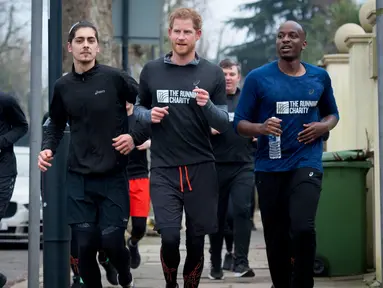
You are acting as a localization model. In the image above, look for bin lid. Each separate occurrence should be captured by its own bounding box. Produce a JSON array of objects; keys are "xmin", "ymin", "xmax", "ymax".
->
[
  {"xmin": 323, "ymin": 161, "xmax": 372, "ymax": 168},
  {"xmin": 322, "ymin": 149, "xmax": 372, "ymax": 168}
]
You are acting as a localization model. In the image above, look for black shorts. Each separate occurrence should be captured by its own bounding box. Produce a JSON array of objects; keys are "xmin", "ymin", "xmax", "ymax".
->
[
  {"xmin": 150, "ymin": 161, "xmax": 219, "ymax": 236},
  {"xmin": 66, "ymin": 170, "xmax": 130, "ymax": 230}
]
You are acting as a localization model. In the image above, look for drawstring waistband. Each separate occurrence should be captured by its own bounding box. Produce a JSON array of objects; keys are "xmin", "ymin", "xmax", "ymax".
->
[{"xmin": 178, "ymin": 166, "xmax": 192, "ymax": 192}]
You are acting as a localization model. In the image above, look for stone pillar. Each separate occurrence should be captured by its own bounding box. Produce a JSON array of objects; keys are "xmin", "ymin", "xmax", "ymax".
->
[
  {"xmin": 345, "ymin": 33, "xmax": 374, "ymax": 150},
  {"xmin": 322, "ymin": 54, "xmax": 350, "ymax": 151}
]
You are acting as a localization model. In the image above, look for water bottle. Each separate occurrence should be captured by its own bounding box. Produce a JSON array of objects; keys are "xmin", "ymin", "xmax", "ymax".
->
[{"xmin": 268, "ymin": 117, "xmax": 281, "ymax": 159}]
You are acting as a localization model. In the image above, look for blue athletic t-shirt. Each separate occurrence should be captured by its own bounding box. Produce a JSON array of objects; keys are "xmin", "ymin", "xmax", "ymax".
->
[{"xmin": 233, "ymin": 60, "xmax": 339, "ymax": 172}]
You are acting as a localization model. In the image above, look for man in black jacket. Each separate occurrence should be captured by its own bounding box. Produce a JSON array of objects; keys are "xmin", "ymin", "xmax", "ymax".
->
[
  {"xmin": 0, "ymin": 92, "xmax": 28, "ymax": 287},
  {"xmin": 37, "ymin": 21, "xmax": 145, "ymax": 288},
  {"xmin": 209, "ymin": 59, "xmax": 255, "ymax": 280}
]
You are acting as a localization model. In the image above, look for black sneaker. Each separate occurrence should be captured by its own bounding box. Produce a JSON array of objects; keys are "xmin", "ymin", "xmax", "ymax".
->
[
  {"xmin": 0, "ymin": 273, "xmax": 6, "ymax": 288},
  {"xmin": 222, "ymin": 252, "xmax": 234, "ymax": 271},
  {"xmin": 71, "ymin": 276, "xmax": 85, "ymax": 288},
  {"xmin": 122, "ymin": 277, "xmax": 135, "ymax": 288},
  {"xmin": 208, "ymin": 267, "xmax": 224, "ymax": 280},
  {"xmin": 234, "ymin": 264, "xmax": 255, "ymax": 278},
  {"xmin": 100, "ymin": 260, "xmax": 118, "ymax": 285},
  {"xmin": 128, "ymin": 237, "xmax": 141, "ymax": 269}
]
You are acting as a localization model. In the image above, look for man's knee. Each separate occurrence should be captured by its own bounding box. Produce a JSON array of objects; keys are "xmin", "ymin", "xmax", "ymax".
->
[
  {"xmin": 100, "ymin": 226, "xmax": 125, "ymax": 251},
  {"xmin": 186, "ymin": 234, "xmax": 204, "ymax": 253},
  {"xmin": 131, "ymin": 217, "xmax": 147, "ymax": 239},
  {"xmin": 71, "ymin": 223, "xmax": 99, "ymax": 251},
  {"xmin": 233, "ymin": 201, "xmax": 252, "ymax": 220},
  {"xmin": 160, "ymin": 228, "xmax": 180, "ymax": 250},
  {"xmin": 290, "ymin": 217, "xmax": 316, "ymax": 242}
]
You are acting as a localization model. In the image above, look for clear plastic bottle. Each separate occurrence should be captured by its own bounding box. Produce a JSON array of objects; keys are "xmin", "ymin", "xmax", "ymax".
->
[{"xmin": 268, "ymin": 117, "xmax": 281, "ymax": 159}]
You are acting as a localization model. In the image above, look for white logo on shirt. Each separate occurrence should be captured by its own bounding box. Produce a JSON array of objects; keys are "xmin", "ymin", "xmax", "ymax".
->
[
  {"xmin": 156, "ymin": 89, "xmax": 197, "ymax": 104},
  {"xmin": 157, "ymin": 90, "xmax": 169, "ymax": 103},
  {"xmin": 276, "ymin": 101, "xmax": 318, "ymax": 115},
  {"xmin": 276, "ymin": 101, "xmax": 290, "ymax": 114}
]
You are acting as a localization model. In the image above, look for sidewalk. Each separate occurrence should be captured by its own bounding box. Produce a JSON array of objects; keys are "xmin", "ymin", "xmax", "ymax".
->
[{"xmin": 10, "ymin": 213, "xmax": 371, "ymax": 287}]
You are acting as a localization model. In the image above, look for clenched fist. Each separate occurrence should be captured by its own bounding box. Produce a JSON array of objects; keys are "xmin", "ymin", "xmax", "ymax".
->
[
  {"xmin": 151, "ymin": 106, "xmax": 169, "ymax": 123},
  {"xmin": 260, "ymin": 117, "xmax": 282, "ymax": 136},
  {"xmin": 38, "ymin": 149, "xmax": 54, "ymax": 172},
  {"xmin": 193, "ymin": 88, "xmax": 209, "ymax": 107}
]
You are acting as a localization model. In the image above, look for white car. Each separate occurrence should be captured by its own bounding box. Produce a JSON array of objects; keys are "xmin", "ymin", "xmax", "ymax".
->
[{"xmin": 0, "ymin": 146, "xmax": 43, "ymax": 243}]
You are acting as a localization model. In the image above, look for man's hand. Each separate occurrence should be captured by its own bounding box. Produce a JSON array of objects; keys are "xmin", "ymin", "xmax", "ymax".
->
[
  {"xmin": 297, "ymin": 122, "xmax": 329, "ymax": 144},
  {"xmin": 136, "ymin": 140, "xmax": 151, "ymax": 151},
  {"xmin": 252, "ymin": 137, "xmax": 257, "ymax": 142},
  {"xmin": 193, "ymin": 88, "xmax": 209, "ymax": 107},
  {"xmin": 151, "ymin": 106, "xmax": 169, "ymax": 123},
  {"xmin": 260, "ymin": 117, "xmax": 282, "ymax": 136},
  {"xmin": 38, "ymin": 149, "xmax": 53, "ymax": 172},
  {"xmin": 211, "ymin": 128, "xmax": 220, "ymax": 135},
  {"xmin": 112, "ymin": 134, "xmax": 135, "ymax": 155}
]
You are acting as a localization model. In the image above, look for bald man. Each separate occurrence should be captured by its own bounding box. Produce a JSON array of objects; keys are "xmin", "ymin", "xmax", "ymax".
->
[{"xmin": 233, "ymin": 21, "xmax": 339, "ymax": 288}]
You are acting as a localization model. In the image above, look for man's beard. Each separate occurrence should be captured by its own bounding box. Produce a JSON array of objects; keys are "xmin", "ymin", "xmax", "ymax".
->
[{"xmin": 172, "ymin": 42, "xmax": 195, "ymax": 57}]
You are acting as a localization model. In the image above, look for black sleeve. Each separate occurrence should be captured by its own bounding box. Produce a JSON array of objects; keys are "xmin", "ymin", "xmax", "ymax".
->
[
  {"xmin": 134, "ymin": 65, "xmax": 152, "ymax": 124},
  {"xmin": 121, "ymin": 71, "xmax": 139, "ymax": 104},
  {"xmin": 130, "ymin": 118, "xmax": 151, "ymax": 146},
  {"xmin": 0, "ymin": 95, "xmax": 28, "ymax": 149},
  {"xmin": 126, "ymin": 114, "xmax": 151, "ymax": 146},
  {"xmin": 41, "ymin": 82, "xmax": 67, "ymax": 154},
  {"xmin": 201, "ymin": 67, "xmax": 229, "ymax": 132}
]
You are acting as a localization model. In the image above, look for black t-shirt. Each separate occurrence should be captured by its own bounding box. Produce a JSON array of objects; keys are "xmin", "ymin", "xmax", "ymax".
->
[
  {"xmin": 0, "ymin": 92, "xmax": 28, "ymax": 177},
  {"xmin": 135, "ymin": 54, "xmax": 228, "ymax": 168},
  {"xmin": 211, "ymin": 88, "xmax": 254, "ymax": 164}
]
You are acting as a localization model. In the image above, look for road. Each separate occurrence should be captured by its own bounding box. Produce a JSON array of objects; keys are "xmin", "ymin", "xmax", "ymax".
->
[
  {"xmin": 0, "ymin": 244, "xmax": 42, "ymax": 287},
  {"xmin": 0, "ymin": 234, "xmax": 161, "ymax": 288}
]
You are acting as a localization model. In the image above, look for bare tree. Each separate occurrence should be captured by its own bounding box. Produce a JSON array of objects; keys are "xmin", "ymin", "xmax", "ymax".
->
[
  {"xmin": 0, "ymin": 1, "xmax": 30, "ymax": 116},
  {"xmin": 62, "ymin": 0, "xmax": 120, "ymax": 72}
]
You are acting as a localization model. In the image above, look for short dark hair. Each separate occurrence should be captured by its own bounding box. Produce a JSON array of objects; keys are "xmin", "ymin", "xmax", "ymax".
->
[
  {"xmin": 218, "ymin": 59, "xmax": 241, "ymax": 74},
  {"xmin": 67, "ymin": 20, "xmax": 99, "ymax": 43}
]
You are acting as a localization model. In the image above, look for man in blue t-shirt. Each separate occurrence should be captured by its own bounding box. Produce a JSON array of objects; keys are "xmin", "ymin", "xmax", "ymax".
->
[{"xmin": 233, "ymin": 21, "xmax": 339, "ymax": 288}]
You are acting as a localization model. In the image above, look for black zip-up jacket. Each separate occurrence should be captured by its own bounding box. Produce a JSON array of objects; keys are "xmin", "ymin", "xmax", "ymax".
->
[
  {"xmin": 41, "ymin": 63, "xmax": 144, "ymax": 175},
  {"xmin": 126, "ymin": 114, "xmax": 151, "ymax": 179},
  {"xmin": 135, "ymin": 53, "xmax": 229, "ymax": 168},
  {"xmin": 0, "ymin": 92, "xmax": 28, "ymax": 177},
  {"xmin": 211, "ymin": 88, "xmax": 254, "ymax": 164}
]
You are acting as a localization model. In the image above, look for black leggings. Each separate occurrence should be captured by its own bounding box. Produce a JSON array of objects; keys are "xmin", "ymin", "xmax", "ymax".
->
[
  {"xmin": 70, "ymin": 217, "xmax": 147, "ymax": 276},
  {"xmin": 71, "ymin": 223, "xmax": 132, "ymax": 288},
  {"xmin": 160, "ymin": 227, "xmax": 205, "ymax": 288},
  {"xmin": 130, "ymin": 216, "xmax": 147, "ymax": 244}
]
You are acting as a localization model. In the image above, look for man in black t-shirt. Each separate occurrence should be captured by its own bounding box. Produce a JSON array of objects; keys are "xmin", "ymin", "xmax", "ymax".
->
[{"xmin": 135, "ymin": 8, "xmax": 228, "ymax": 288}]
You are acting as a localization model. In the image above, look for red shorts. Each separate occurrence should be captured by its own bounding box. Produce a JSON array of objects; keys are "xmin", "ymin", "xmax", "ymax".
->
[{"xmin": 129, "ymin": 178, "xmax": 150, "ymax": 217}]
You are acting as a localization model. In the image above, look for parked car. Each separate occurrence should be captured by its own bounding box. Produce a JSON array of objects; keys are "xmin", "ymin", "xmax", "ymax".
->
[{"xmin": 0, "ymin": 146, "xmax": 43, "ymax": 243}]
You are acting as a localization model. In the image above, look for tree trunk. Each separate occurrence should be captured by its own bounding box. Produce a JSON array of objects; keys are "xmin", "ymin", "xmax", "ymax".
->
[{"xmin": 62, "ymin": 0, "xmax": 120, "ymax": 73}]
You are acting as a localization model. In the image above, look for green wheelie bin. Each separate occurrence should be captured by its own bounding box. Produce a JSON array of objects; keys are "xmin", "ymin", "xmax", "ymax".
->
[{"xmin": 314, "ymin": 150, "xmax": 372, "ymax": 277}]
